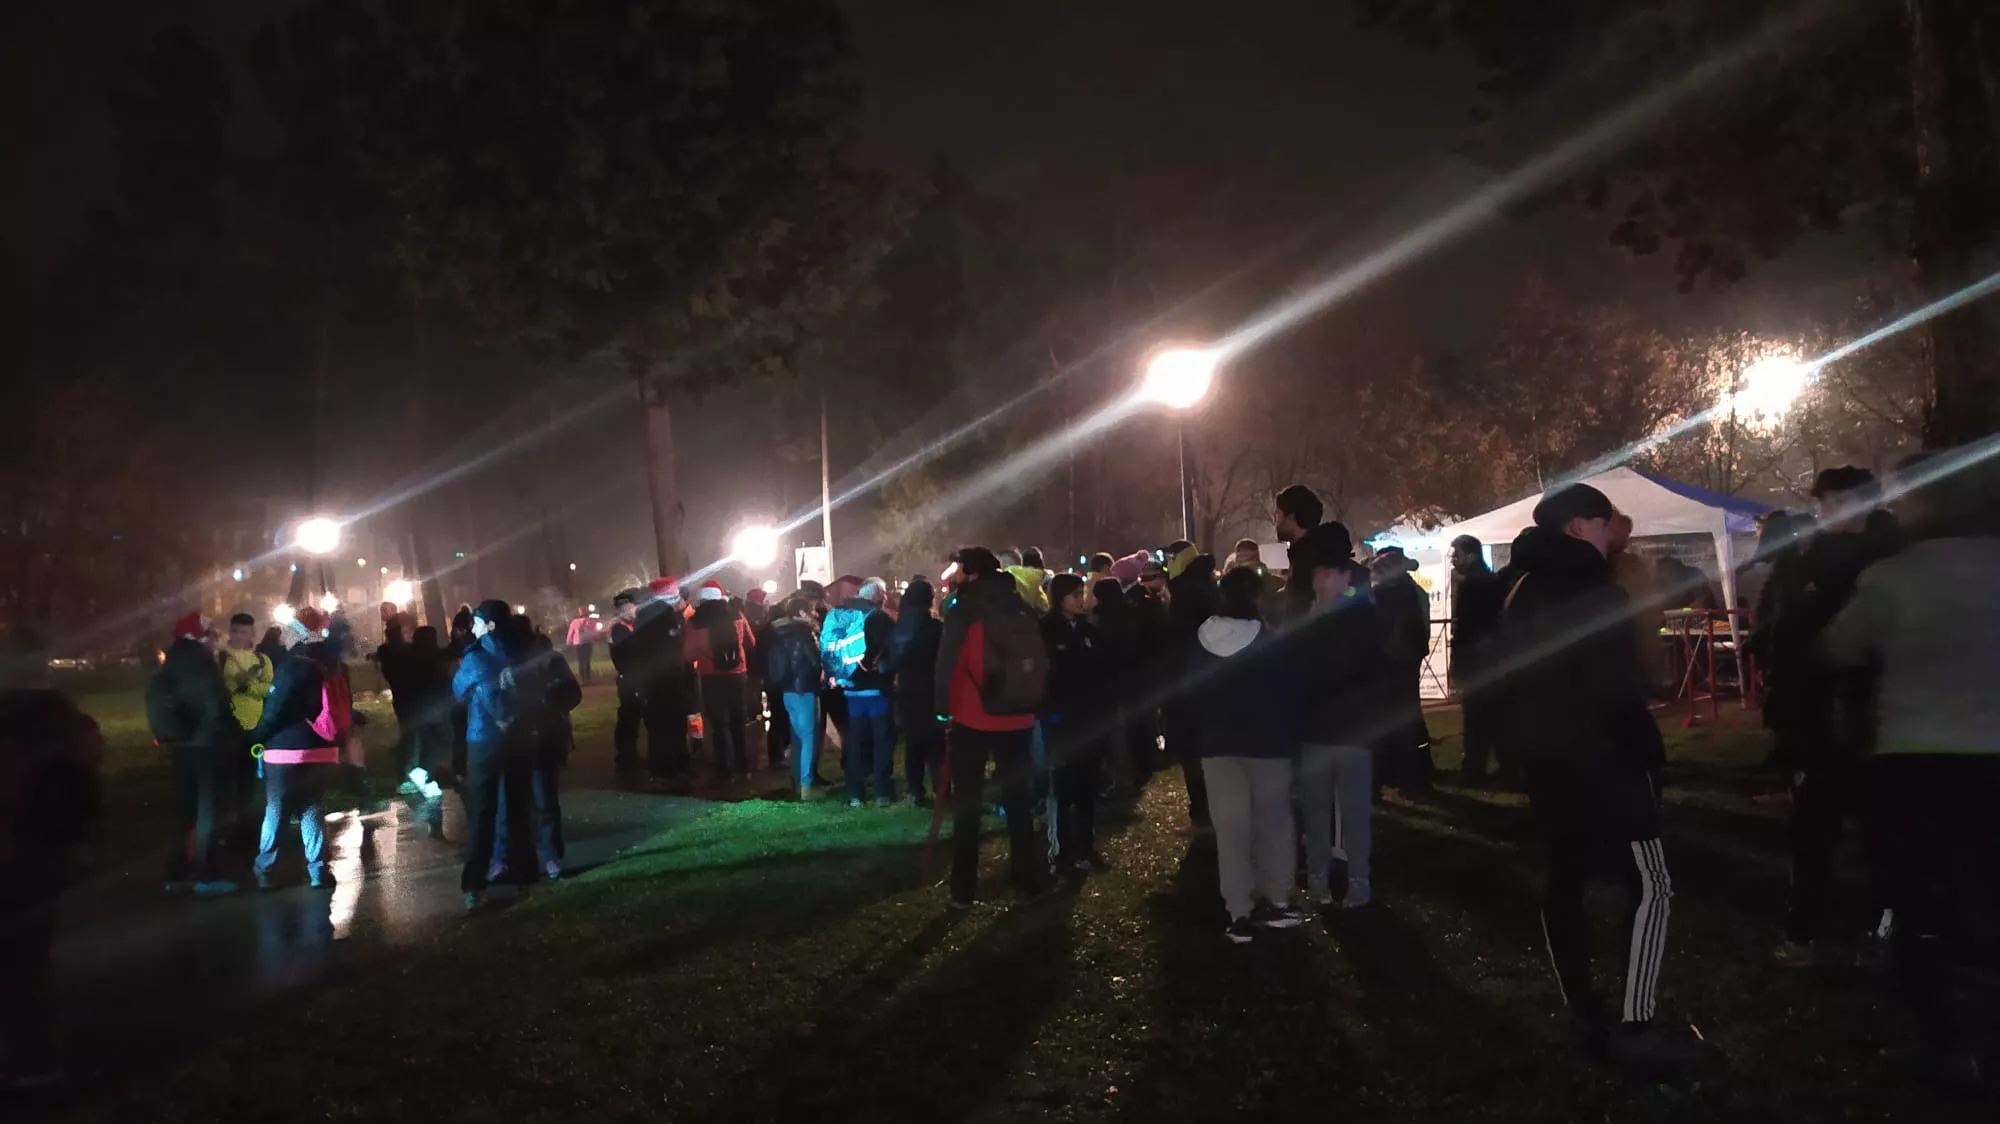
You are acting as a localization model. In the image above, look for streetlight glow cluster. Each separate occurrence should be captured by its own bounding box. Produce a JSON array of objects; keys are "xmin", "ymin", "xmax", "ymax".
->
[
  {"xmin": 1725, "ymin": 353, "xmax": 1812, "ymax": 429},
  {"xmin": 731, "ymin": 524, "xmax": 780, "ymax": 569},
  {"xmin": 384, "ymin": 579, "xmax": 415, "ymax": 607},
  {"xmin": 294, "ymin": 516, "xmax": 343, "ymax": 556},
  {"xmin": 1139, "ymin": 347, "xmax": 1218, "ymax": 410}
]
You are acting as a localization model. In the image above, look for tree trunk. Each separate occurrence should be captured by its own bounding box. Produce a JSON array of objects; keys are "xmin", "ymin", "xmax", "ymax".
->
[
  {"xmin": 406, "ymin": 296, "xmax": 451, "ymax": 629},
  {"xmin": 1907, "ymin": 0, "xmax": 2000, "ymax": 447},
  {"xmin": 640, "ymin": 375, "xmax": 689, "ymax": 578}
]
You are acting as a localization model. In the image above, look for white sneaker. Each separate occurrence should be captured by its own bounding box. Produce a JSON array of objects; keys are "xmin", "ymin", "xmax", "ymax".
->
[{"xmin": 1307, "ymin": 883, "xmax": 1335, "ymax": 907}]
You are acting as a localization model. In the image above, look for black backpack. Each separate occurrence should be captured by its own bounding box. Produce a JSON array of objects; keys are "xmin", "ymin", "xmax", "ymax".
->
[
  {"xmin": 709, "ymin": 615, "xmax": 744, "ymax": 673},
  {"xmin": 979, "ymin": 603, "xmax": 1050, "ymax": 716},
  {"xmin": 145, "ymin": 673, "xmax": 193, "ymax": 745}
]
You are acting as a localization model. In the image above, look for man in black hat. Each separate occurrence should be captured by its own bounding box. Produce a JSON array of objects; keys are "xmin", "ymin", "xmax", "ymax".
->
[
  {"xmin": 1493, "ymin": 482, "xmax": 1697, "ymax": 1071},
  {"xmin": 1370, "ymin": 545, "xmax": 1434, "ymax": 795}
]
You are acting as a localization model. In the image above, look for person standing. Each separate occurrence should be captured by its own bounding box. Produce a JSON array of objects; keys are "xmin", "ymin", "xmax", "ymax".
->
[
  {"xmin": 1492, "ymin": 483, "xmax": 1695, "ymax": 1070},
  {"xmin": 686, "ymin": 581, "xmax": 756, "ymax": 783},
  {"xmin": 1004, "ymin": 547, "xmax": 1051, "ymax": 614},
  {"xmin": 608, "ymin": 589, "xmax": 647, "ymax": 776},
  {"xmin": 766, "ymin": 597, "xmax": 826, "ymax": 799},
  {"xmin": 614, "ymin": 579, "xmax": 693, "ymax": 789},
  {"xmin": 565, "ymin": 608, "xmax": 598, "ymax": 686},
  {"xmin": 1370, "ymin": 546, "xmax": 1435, "ymax": 796},
  {"xmin": 1, "ymin": 633, "xmax": 103, "ymax": 1094},
  {"xmin": 1763, "ymin": 467, "xmax": 1901, "ymax": 968},
  {"xmin": 1040, "ymin": 573, "xmax": 1108, "ymax": 873},
  {"xmin": 887, "ymin": 579, "xmax": 945, "ymax": 805},
  {"xmin": 1448, "ymin": 535, "xmax": 1507, "ymax": 786},
  {"xmin": 937, "ymin": 547, "xmax": 1048, "ymax": 908},
  {"xmin": 149, "ymin": 614, "xmax": 240, "ymax": 896},
  {"xmin": 1821, "ymin": 453, "xmax": 1999, "ymax": 1085},
  {"xmin": 822, "ymin": 577, "xmax": 895, "ymax": 805},
  {"xmin": 400, "ymin": 625, "xmax": 455, "ymax": 837},
  {"xmin": 492, "ymin": 626, "xmax": 581, "ymax": 882},
  {"xmin": 1292, "ymin": 522, "xmax": 1388, "ymax": 909},
  {"xmin": 740, "ymin": 589, "xmax": 783, "ymax": 768},
  {"xmin": 1088, "ymin": 578, "xmax": 1145, "ymax": 790},
  {"xmin": 1192, "ymin": 567, "xmax": 1306, "ymax": 942},
  {"xmin": 250, "ymin": 608, "xmax": 340, "ymax": 892},
  {"xmin": 1164, "ymin": 552, "xmax": 1220, "ymax": 833},
  {"xmin": 218, "ymin": 613, "xmax": 273, "ymax": 831},
  {"xmin": 453, "ymin": 600, "xmax": 526, "ymax": 910}
]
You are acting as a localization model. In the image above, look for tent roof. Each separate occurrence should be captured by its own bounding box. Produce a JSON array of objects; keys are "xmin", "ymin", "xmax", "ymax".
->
[{"xmin": 1429, "ymin": 466, "xmax": 1772, "ymax": 547}]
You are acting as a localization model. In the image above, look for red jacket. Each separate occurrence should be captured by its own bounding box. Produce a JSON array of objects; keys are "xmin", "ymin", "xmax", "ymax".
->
[
  {"xmin": 944, "ymin": 619, "xmax": 1035, "ymax": 733},
  {"xmin": 684, "ymin": 612, "xmax": 756, "ymax": 677}
]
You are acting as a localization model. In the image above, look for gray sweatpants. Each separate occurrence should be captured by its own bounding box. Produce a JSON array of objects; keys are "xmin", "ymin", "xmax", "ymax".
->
[
  {"xmin": 1299, "ymin": 743, "xmax": 1373, "ymax": 890},
  {"xmin": 1201, "ymin": 756, "xmax": 1297, "ymax": 920}
]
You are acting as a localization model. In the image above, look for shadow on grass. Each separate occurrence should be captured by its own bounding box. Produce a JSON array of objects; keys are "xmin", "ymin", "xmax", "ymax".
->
[{"xmin": 726, "ymin": 894, "xmax": 1081, "ymax": 1122}]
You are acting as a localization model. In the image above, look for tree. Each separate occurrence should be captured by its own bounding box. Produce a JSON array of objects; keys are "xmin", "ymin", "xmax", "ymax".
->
[
  {"xmin": 318, "ymin": 0, "xmax": 898, "ymax": 576},
  {"xmin": 1359, "ymin": 0, "xmax": 2000, "ymax": 447}
]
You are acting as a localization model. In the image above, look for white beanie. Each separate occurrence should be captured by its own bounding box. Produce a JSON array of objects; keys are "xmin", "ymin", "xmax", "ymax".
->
[{"xmin": 695, "ymin": 584, "xmax": 727, "ymax": 602}]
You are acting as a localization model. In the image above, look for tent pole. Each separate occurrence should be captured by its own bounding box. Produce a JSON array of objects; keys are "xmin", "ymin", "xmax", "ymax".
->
[{"xmin": 1715, "ymin": 525, "xmax": 1745, "ymax": 699}]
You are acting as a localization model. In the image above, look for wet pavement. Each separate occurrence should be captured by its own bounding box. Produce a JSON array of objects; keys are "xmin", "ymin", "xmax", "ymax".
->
[{"xmin": 46, "ymin": 770, "xmax": 708, "ymax": 1084}]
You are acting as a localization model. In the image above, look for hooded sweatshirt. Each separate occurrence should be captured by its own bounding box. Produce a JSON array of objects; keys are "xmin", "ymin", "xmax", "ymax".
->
[
  {"xmin": 886, "ymin": 582, "xmax": 943, "ymax": 703},
  {"xmin": 1004, "ymin": 566, "xmax": 1051, "ymax": 614},
  {"xmin": 1188, "ymin": 616, "xmax": 1296, "ymax": 759}
]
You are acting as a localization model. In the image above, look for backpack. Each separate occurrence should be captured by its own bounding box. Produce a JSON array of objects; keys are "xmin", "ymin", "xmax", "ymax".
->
[
  {"xmin": 708, "ymin": 615, "xmax": 745, "ymax": 673},
  {"xmin": 979, "ymin": 603, "xmax": 1050, "ymax": 715},
  {"xmin": 145, "ymin": 673, "xmax": 194, "ymax": 745},
  {"xmin": 822, "ymin": 607, "xmax": 867, "ymax": 687}
]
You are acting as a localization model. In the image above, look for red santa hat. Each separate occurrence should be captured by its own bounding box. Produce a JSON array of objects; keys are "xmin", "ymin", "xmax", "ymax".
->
[
  {"xmin": 696, "ymin": 579, "xmax": 728, "ymax": 603},
  {"xmin": 745, "ymin": 588, "xmax": 768, "ymax": 606},
  {"xmin": 648, "ymin": 576, "xmax": 682, "ymax": 603},
  {"xmin": 170, "ymin": 612, "xmax": 208, "ymax": 642}
]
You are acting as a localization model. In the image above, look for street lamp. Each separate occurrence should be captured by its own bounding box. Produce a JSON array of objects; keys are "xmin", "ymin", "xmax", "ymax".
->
[
  {"xmin": 1139, "ymin": 347, "xmax": 1220, "ymax": 543},
  {"xmin": 731, "ymin": 523, "xmax": 781, "ymax": 569},
  {"xmin": 383, "ymin": 579, "xmax": 415, "ymax": 607},
  {"xmin": 294, "ymin": 516, "xmax": 342, "ymax": 557},
  {"xmin": 317, "ymin": 592, "xmax": 339, "ymax": 613},
  {"xmin": 1727, "ymin": 354, "xmax": 1811, "ymax": 430}
]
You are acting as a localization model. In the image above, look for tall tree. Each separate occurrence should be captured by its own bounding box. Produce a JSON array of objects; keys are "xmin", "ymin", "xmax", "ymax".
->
[
  {"xmin": 318, "ymin": 0, "xmax": 896, "ymax": 575},
  {"xmin": 1359, "ymin": 0, "xmax": 2000, "ymax": 447}
]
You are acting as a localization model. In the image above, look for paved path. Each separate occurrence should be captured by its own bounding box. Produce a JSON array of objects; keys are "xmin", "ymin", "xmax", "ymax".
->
[{"xmin": 46, "ymin": 768, "xmax": 707, "ymax": 1086}]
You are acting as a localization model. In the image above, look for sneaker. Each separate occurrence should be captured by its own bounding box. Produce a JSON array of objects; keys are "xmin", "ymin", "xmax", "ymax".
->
[
  {"xmin": 192, "ymin": 880, "xmax": 241, "ymax": 897},
  {"xmin": 1307, "ymin": 883, "xmax": 1335, "ymax": 908},
  {"xmin": 1253, "ymin": 902, "xmax": 1308, "ymax": 929},
  {"xmin": 1338, "ymin": 879, "xmax": 1372, "ymax": 910},
  {"xmin": 1072, "ymin": 853, "xmax": 1107, "ymax": 875},
  {"xmin": 947, "ymin": 895, "xmax": 976, "ymax": 911},
  {"xmin": 464, "ymin": 891, "xmax": 483, "ymax": 912},
  {"xmin": 1604, "ymin": 1022, "xmax": 1707, "ymax": 1074},
  {"xmin": 873, "ymin": 796, "xmax": 893, "ymax": 808},
  {"xmin": 1225, "ymin": 917, "xmax": 1256, "ymax": 944},
  {"xmin": 544, "ymin": 861, "xmax": 563, "ymax": 882},
  {"xmin": 1772, "ymin": 940, "xmax": 1817, "ymax": 969},
  {"xmin": 487, "ymin": 860, "xmax": 507, "ymax": 883},
  {"xmin": 255, "ymin": 871, "xmax": 277, "ymax": 892},
  {"xmin": 847, "ymin": 798, "xmax": 863, "ymax": 809},
  {"xmin": 163, "ymin": 880, "xmax": 193, "ymax": 897},
  {"xmin": 309, "ymin": 869, "xmax": 337, "ymax": 891}
]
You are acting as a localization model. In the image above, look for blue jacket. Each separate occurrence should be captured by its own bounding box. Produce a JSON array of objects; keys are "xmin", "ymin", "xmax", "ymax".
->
[
  {"xmin": 1188, "ymin": 616, "xmax": 1297, "ymax": 759},
  {"xmin": 451, "ymin": 632, "xmax": 517, "ymax": 749},
  {"xmin": 820, "ymin": 597, "xmax": 891, "ymax": 694}
]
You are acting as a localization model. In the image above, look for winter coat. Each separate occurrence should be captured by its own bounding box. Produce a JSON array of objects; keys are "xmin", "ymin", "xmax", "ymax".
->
[
  {"xmin": 1039, "ymin": 611, "xmax": 1104, "ymax": 721},
  {"xmin": 1491, "ymin": 527, "xmax": 1660, "ymax": 770},
  {"xmin": 1293, "ymin": 593, "xmax": 1392, "ymax": 748},
  {"xmin": 935, "ymin": 572, "xmax": 1038, "ymax": 733},
  {"xmin": 251, "ymin": 647, "xmax": 331, "ymax": 756},
  {"xmin": 1755, "ymin": 513, "xmax": 1900, "ymax": 763},
  {"xmin": 1372, "ymin": 573, "xmax": 1432, "ymax": 670},
  {"xmin": 1189, "ymin": 617, "xmax": 1296, "ymax": 759},
  {"xmin": 1088, "ymin": 592, "xmax": 1140, "ymax": 702},
  {"xmin": 1005, "ymin": 566, "xmax": 1051, "ymax": 613},
  {"xmin": 765, "ymin": 617, "xmax": 825, "ymax": 696},
  {"xmin": 1821, "ymin": 536, "xmax": 2000, "ymax": 757},
  {"xmin": 156, "ymin": 637, "xmax": 238, "ymax": 750},
  {"xmin": 452, "ymin": 632, "xmax": 518, "ymax": 750},
  {"xmin": 611, "ymin": 600, "xmax": 688, "ymax": 691},
  {"xmin": 1449, "ymin": 564, "xmax": 1504, "ymax": 675},
  {"xmin": 518, "ymin": 645, "xmax": 583, "ymax": 766},
  {"xmin": 821, "ymin": 597, "xmax": 893, "ymax": 694},
  {"xmin": 885, "ymin": 584, "xmax": 943, "ymax": 702},
  {"xmin": 397, "ymin": 641, "xmax": 454, "ymax": 726},
  {"xmin": 218, "ymin": 646, "xmax": 274, "ymax": 734}
]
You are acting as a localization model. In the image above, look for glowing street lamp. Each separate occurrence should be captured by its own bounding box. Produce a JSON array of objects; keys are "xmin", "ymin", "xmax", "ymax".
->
[
  {"xmin": 1139, "ymin": 346, "xmax": 1220, "ymax": 542},
  {"xmin": 317, "ymin": 592, "xmax": 339, "ymax": 613},
  {"xmin": 271, "ymin": 603, "xmax": 296, "ymax": 626},
  {"xmin": 294, "ymin": 516, "xmax": 342, "ymax": 557},
  {"xmin": 731, "ymin": 523, "xmax": 781, "ymax": 569},
  {"xmin": 383, "ymin": 579, "xmax": 415, "ymax": 607},
  {"xmin": 1726, "ymin": 354, "xmax": 1811, "ymax": 429}
]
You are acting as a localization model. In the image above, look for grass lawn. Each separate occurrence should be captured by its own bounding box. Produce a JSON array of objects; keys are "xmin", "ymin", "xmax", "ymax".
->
[{"xmin": 56, "ymin": 705, "xmax": 1992, "ymax": 1123}]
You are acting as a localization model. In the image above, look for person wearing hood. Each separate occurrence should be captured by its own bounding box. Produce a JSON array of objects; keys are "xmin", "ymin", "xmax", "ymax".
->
[
  {"xmin": 822, "ymin": 577, "xmax": 896, "ymax": 805},
  {"xmin": 612, "ymin": 579, "xmax": 693, "ymax": 788},
  {"xmin": 886, "ymin": 579, "xmax": 945, "ymax": 804},
  {"xmin": 1090, "ymin": 577, "xmax": 1148, "ymax": 789},
  {"xmin": 685, "ymin": 581, "xmax": 757, "ymax": 783},
  {"xmin": 1164, "ymin": 551, "xmax": 1220, "ymax": 833},
  {"xmin": 1003, "ymin": 546, "xmax": 1052, "ymax": 614},
  {"xmin": 766, "ymin": 597, "xmax": 827, "ymax": 798},
  {"xmin": 249, "ymin": 608, "xmax": 340, "ymax": 892},
  {"xmin": 936, "ymin": 547, "xmax": 1048, "ymax": 908},
  {"xmin": 148, "ymin": 613, "xmax": 240, "ymax": 895},
  {"xmin": 1041, "ymin": 573, "xmax": 1109, "ymax": 873},
  {"xmin": 452, "ymin": 600, "xmax": 526, "ymax": 910},
  {"xmin": 1192, "ymin": 566, "xmax": 1308, "ymax": 942},
  {"xmin": 1492, "ymin": 483, "xmax": 1694, "ymax": 1071},
  {"xmin": 1291, "ymin": 523, "xmax": 1389, "ymax": 909},
  {"xmin": 491, "ymin": 623, "xmax": 582, "ymax": 883},
  {"xmin": 1370, "ymin": 546, "xmax": 1435, "ymax": 796}
]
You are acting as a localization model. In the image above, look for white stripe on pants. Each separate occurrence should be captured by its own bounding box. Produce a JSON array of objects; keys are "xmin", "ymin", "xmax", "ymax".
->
[
  {"xmin": 1623, "ymin": 838, "xmax": 1672, "ymax": 1023},
  {"xmin": 1201, "ymin": 756, "xmax": 1297, "ymax": 920},
  {"xmin": 1298, "ymin": 743, "xmax": 1372, "ymax": 889}
]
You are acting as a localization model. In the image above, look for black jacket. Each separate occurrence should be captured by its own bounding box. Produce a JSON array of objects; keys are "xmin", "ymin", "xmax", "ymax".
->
[
  {"xmin": 519, "ymin": 644, "xmax": 583, "ymax": 765},
  {"xmin": 1039, "ymin": 611, "xmax": 1103, "ymax": 720},
  {"xmin": 765, "ymin": 617, "xmax": 824, "ymax": 696},
  {"xmin": 611, "ymin": 600, "xmax": 687, "ymax": 692},
  {"xmin": 1492, "ymin": 527, "xmax": 1659, "ymax": 769},
  {"xmin": 251, "ymin": 648, "xmax": 329, "ymax": 751},
  {"xmin": 157, "ymin": 637, "xmax": 238, "ymax": 749},
  {"xmin": 1293, "ymin": 593, "xmax": 1392, "ymax": 747},
  {"xmin": 1372, "ymin": 573, "xmax": 1432, "ymax": 670},
  {"xmin": 886, "ymin": 585, "xmax": 943, "ymax": 701},
  {"xmin": 1451, "ymin": 564, "xmax": 1503, "ymax": 661},
  {"xmin": 1754, "ymin": 512, "xmax": 1899, "ymax": 760}
]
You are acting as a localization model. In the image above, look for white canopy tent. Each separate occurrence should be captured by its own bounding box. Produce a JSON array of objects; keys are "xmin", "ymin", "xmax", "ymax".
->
[{"xmin": 1375, "ymin": 466, "xmax": 1772, "ymax": 697}]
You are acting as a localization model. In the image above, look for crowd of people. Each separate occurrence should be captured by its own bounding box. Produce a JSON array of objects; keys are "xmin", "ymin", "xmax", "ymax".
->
[{"xmin": 3, "ymin": 451, "xmax": 1996, "ymax": 1092}]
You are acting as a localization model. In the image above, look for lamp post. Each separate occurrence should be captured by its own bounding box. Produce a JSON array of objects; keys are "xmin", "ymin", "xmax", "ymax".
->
[
  {"xmin": 1139, "ymin": 347, "xmax": 1219, "ymax": 543},
  {"xmin": 730, "ymin": 523, "xmax": 781, "ymax": 570}
]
